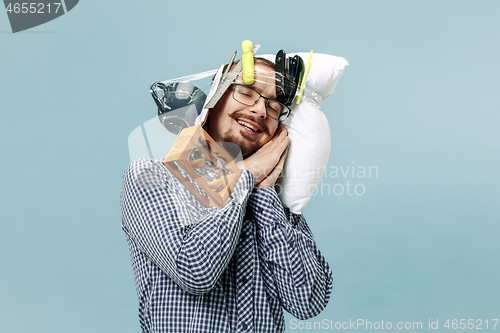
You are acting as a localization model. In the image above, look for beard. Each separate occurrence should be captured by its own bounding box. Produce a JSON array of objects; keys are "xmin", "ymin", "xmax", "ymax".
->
[
  {"xmin": 222, "ymin": 111, "xmax": 269, "ymax": 159},
  {"xmin": 220, "ymin": 133, "xmax": 259, "ymax": 160},
  {"xmin": 206, "ymin": 110, "xmax": 270, "ymax": 160}
]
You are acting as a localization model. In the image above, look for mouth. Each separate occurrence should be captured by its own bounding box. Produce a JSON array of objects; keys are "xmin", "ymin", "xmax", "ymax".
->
[{"xmin": 236, "ymin": 118, "xmax": 263, "ymax": 134}]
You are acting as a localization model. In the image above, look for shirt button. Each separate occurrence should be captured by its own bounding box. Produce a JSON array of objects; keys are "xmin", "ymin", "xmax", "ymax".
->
[
  {"xmin": 241, "ymin": 277, "xmax": 248, "ymax": 284},
  {"xmin": 273, "ymin": 201, "xmax": 279, "ymax": 208},
  {"xmin": 242, "ymin": 323, "xmax": 248, "ymax": 330}
]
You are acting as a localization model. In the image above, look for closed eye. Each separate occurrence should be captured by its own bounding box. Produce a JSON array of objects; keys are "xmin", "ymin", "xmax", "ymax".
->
[{"xmin": 235, "ymin": 88, "xmax": 252, "ymax": 97}]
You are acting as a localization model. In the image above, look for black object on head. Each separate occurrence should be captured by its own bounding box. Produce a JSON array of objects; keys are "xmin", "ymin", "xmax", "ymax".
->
[{"xmin": 275, "ymin": 50, "xmax": 303, "ymax": 106}]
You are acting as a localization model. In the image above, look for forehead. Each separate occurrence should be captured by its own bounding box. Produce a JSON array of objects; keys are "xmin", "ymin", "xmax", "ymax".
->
[{"xmin": 235, "ymin": 64, "xmax": 276, "ymax": 99}]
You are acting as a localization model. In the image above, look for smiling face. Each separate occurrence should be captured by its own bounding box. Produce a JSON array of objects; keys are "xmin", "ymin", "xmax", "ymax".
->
[{"xmin": 206, "ymin": 63, "xmax": 280, "ymax": 158}]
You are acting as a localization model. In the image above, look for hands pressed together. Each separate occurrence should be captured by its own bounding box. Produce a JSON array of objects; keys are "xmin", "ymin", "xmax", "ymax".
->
[{"xmin": 238, "ymin": 123, "xmax": 290, "ymax": 189}]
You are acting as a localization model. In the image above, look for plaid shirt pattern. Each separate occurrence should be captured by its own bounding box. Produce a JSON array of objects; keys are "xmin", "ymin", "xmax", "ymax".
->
[{"xmin": 120, "ymin": 159, "xmax": 332, "ymax": 332}]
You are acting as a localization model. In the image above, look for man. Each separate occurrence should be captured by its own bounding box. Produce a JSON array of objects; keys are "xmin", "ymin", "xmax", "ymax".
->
[{"xmin": 121, "ymin": 57, "xmax": 332, "ymax": 332}]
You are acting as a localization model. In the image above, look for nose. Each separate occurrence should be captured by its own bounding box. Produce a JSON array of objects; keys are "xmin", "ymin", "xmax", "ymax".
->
[{"xmin": 249, "ymin": 97, "xmax": 268, "ymax": 119}]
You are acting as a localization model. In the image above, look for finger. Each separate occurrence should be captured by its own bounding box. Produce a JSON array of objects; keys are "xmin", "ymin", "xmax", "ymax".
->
[
  {"xmin": 262, "ymin": 128, "xmax": 289, "ymax": 153},
  {"xmin": 275, "ymin": 136, "xmax": 290, "ymax": 157},
  {"xmin": 241, "ymin": 124, "xmax": 289, "ymax": 184},
  {"xmin": 256, "ymin": 146, "xmax": 289, "ymax": 189},
  {"xmin": 273, "ymin": 124, "xmax": 288, "ymax": 142},
  {"xmin": 262, "ymin": 124, "xmax": 288, "ymax": 148},
  {"xmin": 262, "ymin": 134, "xmax": 289, "ymax": 168},
  {"xmin": 274, "ymin": 145, "xmax": 289, "ymax": 176}
]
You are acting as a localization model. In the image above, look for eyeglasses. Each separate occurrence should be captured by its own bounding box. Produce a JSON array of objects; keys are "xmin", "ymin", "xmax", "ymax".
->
[{"xmin": 230, "ymin": 83, "xmax": 291, "ymax": 121}]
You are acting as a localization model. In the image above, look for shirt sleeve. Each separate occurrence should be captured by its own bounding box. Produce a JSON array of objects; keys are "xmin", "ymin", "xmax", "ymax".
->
[
  {"xmin": 247, "ymin": 187, "xmax": 333, "ymax": 320},
  {"xmin": 120, "ymin": 159, "xmax": 255, "ymax": 295}
]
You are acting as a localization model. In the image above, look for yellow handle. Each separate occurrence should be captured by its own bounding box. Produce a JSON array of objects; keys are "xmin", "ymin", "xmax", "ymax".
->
[
  {"xmin": 296, "ymin": 50, "xmax": 313, "ymax": 105},
  {"xmin": 242, "ymin": 40, "xmax": 254, "ymax": 85}
]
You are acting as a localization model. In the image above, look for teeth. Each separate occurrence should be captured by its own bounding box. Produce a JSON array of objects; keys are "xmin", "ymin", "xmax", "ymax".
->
[{"xmin": 237, "ymin": 120, "xmax": 258, "ymax": 132}]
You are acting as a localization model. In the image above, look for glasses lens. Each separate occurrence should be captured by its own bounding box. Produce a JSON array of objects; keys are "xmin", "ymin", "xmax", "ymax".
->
[
  {"xmin": 233, "ymin": 84, "xmax": 290, "ymax": 121},
  {"xmin": 233, "ymin": 85, "xmax": 257, "ymax": 106},
  {"xmin": 265, "ymin": 100, "xmax": 283, "ymax": 119},
  {"xmin": 279, "ymin": 107, "xmax": 290, "ymax": 121}
]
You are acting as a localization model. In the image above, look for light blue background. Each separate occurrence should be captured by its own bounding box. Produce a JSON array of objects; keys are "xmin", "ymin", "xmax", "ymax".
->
[{"xmin": 1, "ymin": 1, "xmax": 499, "ymax": 332}]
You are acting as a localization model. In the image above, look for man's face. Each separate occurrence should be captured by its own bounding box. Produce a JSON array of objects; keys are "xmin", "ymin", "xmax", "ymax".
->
[{"xmin": 207, "ymin": 64, "xmax": 280, "ymax": 158}]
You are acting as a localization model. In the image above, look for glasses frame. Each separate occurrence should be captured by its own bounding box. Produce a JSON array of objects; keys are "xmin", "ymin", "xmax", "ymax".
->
[{"xmin": 230, "ymin": 83, "xmax": 291, "ymax": 122}]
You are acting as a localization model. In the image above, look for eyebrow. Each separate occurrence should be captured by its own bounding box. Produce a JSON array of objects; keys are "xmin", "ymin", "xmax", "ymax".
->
[{"xmin": 247, "ymin": 82, "xmax": 277, "ymax": 100}]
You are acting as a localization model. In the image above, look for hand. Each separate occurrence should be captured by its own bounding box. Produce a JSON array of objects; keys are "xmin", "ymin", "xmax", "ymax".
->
[
  {"xmin": 255, "ymin": 145, "xmax": 288, "ymax": 189},
  {"xmin": 238, "ymin": 123, "xmax": 290, "ymax": 186}
]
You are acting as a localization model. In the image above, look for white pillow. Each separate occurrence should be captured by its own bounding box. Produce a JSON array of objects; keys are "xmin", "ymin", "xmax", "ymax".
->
[
  {"xmin": 196, "ymin": 53, "xmax": 348, "ymax": 214},
  {"xmin": 255, "ymin": 53, "xmax": 348, "ymax": 214}
]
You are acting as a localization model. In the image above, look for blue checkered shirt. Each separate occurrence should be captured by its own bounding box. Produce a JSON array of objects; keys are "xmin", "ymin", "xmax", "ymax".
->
[{"xmin": 120, "ymin": 159, "xmax": 332, "ymax": 332}]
